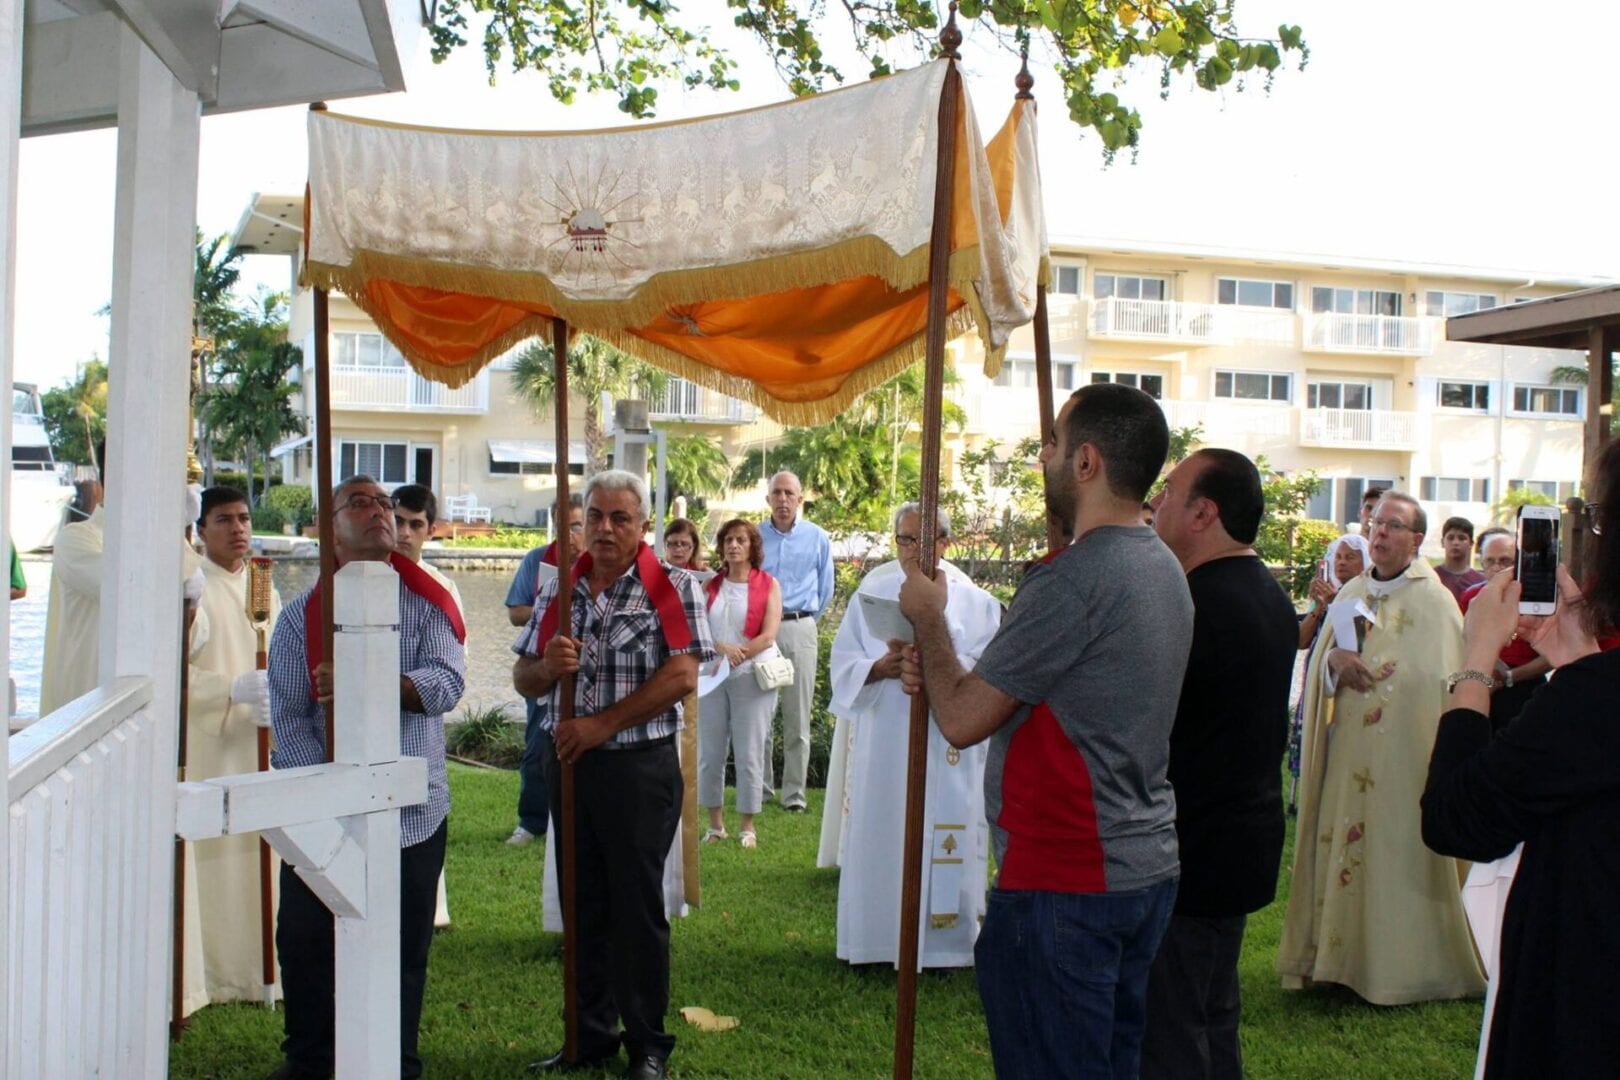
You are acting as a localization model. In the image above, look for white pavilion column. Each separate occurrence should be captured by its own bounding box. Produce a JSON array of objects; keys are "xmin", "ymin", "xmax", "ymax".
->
[
  {"xmin": 102, "ymin": 22, "xmax": 200, "ymax": 1076},
  {"xmin": 0, "ymin": 0, "xmax": 27, "ymax": 1041}
]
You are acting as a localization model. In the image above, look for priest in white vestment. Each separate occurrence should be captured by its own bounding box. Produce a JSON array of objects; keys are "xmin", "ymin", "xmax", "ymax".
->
[
  {"xmin": 181, "ymin": 487, "xmax": 283, "ymax": 1013},
  {"xmin": 833, "ymin": 503, "xmax": 1002, "ymax": 968}
]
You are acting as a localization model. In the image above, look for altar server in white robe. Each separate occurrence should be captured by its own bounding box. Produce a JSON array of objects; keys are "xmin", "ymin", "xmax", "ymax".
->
[
  {"xmin": 833, "ymin": 503, "xmax": 1002, "ymax": 968},
  {"xmin": 181, "ymin": 486, "xmax": 283, "ymax": 1012}
]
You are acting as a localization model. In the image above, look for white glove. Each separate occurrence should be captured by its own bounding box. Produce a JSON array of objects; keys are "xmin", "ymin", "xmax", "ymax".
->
[
  {"xmin": 230, "ymin": 670, "xmax": 272, "ymax": 728},
  {"xmin": 185, "ymin": 483, "xmax": 203, "ymax": 528},
  {"xmin": 183, "ymin": 567, "xmax": 206, "ymax": 607}
]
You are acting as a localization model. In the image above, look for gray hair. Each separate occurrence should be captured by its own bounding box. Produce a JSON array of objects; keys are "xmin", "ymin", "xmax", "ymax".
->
[
  {"xmin": 333, "ymin": 474, "xmax": 379, "ymax": 501},
  {"xmin": 768, "ymin": 470, "xmax": 802, "ymax": 493},
  {"xmin": 892, "ymin": 501, "xmax": 951, "ymax": 538},
  {"xmin": 1375, "ymin": 491, "xmax": 1427, "ymax": 538},
  {"xmin": 584, "ymin": 469, "xmax": 650, "ymax": 516}
]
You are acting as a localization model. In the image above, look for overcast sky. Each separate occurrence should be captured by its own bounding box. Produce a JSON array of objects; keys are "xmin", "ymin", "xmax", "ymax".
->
[{"xmin": 15, "ymin": 0, "xmax": 1620, "ymax": 390}]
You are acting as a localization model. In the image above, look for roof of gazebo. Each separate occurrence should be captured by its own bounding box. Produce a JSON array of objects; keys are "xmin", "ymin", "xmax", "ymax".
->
[{"xmin": 1446, "ymin": 284, "xmax": 1620, "ymax": 351}]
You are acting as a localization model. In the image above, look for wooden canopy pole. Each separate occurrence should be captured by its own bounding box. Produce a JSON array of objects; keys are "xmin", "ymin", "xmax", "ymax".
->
[
  {"xmin": 893, "ymin": 9, "xmax": 961, "ymax": 1078},
  {"xmin": 550, "ymin": 316, "xmax": 581, "ymax": 1061},
  {"xmin": 1017, "ymin": 51, "xmax": 1063, "ymax": 557}
]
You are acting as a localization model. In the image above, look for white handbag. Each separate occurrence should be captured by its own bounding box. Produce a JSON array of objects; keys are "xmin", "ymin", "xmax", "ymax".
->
[{"xmin": 752, "ymin": 647, "xmax": 795, "ymax": 692}]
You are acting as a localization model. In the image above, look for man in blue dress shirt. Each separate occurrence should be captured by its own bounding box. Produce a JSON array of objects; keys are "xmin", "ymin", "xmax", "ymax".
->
[{"xmin": 758, "ymin": 470, "xmax": 834, "ymax": 812}]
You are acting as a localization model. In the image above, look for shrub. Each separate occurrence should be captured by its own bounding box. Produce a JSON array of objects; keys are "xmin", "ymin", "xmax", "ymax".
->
[
  {"xmin": 250, "ymin": 505, "xmax": 286, "ymax": 533},
  {"xmin": 262, "ymin": 483, "xmax": 315, "ymax": 529},
  {"xmin": 446, "ymin": 704, "xmax": 524, "ymax": 768},
  {"xmin": 1277, "ymin": 519, "xmax": 1342, "ymax": 599},
  {"xmin": 442, "ymin": 526, "xmax": 550, "ymax": 549}
]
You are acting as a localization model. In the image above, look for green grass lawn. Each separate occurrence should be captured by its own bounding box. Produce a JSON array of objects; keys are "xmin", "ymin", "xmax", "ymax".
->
[{"xmin": 170, "ymin": 763, "xmax": 1482, "ymax": 1078}]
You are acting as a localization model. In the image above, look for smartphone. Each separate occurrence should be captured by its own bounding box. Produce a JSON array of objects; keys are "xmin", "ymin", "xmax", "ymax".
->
[
  {"xmin": 1515, "ymin": 505, "xmax": 1560, "ymax": 615},
  {"xmin": 1317, "ymin": 559, "xmax": 1329, "ymax": 582}
]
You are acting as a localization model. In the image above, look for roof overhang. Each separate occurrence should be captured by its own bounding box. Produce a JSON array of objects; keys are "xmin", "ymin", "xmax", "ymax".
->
[
  {"xmin": 231, "ymin": 192, "xmax": 303, "ymax": 257},
  {"xmin": 1445, "ymin": 285, "xmax": 1620, "ymax": 351},
  {"xmin": 488, "ymin": 439, "xmax": 587, "ymax": 466},
  {"xmin": 21, "ymin": 0, "xmax": 425, "ymax": 137}
]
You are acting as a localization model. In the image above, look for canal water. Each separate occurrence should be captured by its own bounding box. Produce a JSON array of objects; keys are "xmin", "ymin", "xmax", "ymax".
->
[{"xmin": 9, "ymin": 558, "xmax": 528, "ymax": 724}]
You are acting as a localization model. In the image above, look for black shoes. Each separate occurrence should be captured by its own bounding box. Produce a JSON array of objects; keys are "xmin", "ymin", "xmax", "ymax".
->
[
  {"xmin": 627, "ymin": 1055, "xmax": 670, "ymax": 1080},
  {"xmin": 526, "ymin": 1046, "xmax": 621, "ymax": 1073}
]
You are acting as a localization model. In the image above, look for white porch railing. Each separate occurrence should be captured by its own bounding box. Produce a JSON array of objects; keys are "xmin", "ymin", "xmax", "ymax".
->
[
  {"xmin": 1162, "ymin": 400, "xmax": 1296, "ymax": 439},
  {"xmin": 7, "ymin": 678, "xmax": 162, "ymax": 1079},
  {"xmin": 1089, "ymin": 298, "xmax": 1231, "ymax": 345},
  {"xmin": 327, "ymin": 364, "xmax": 489, "ymax": 412},
  {"xmin": 648, "ymin": 377, "xmax": 757, "ymax": 424},
  {"xmin": 1303, "ymin": 313, "xmax": 1437, "ymax": 355},
  {"xmin": 1299, "ymin": 407, "xmax": 1418, "ymax": 449}
]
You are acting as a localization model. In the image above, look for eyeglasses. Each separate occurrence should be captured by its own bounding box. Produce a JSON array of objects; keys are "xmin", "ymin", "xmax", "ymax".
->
[
  {"xmin": 895, "ymin": 534, "xmax": 919, "ymax": 548},
  {"xmin": 665, "ymin": 538, "xmax": 694, "ymax": 550},
  {"xmin": 1582, "ymin": 502, "xmax": 1603, "ymax": 535},
  {"xmin": 1366, "ymin": 516, "xmax": 1415, "ymax": 535},
  {"xmin": 338, "ymin": 493, "xmax": 394, "ymax": 513}
]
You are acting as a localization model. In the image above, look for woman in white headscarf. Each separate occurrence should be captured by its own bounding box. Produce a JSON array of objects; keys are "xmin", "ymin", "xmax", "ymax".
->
[{"xmin": 1287, "ymin": 533, "xmax": 1370, "ymax": 812}]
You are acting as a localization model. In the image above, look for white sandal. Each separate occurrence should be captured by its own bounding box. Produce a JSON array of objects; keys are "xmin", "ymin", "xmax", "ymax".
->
[
  {"xmin": 739, "ymin": 829, "xmax": 757, "ymax": 849},
  {"xmin": 702, "ymin": 826, "xmax": 729, "ymax": 844}
]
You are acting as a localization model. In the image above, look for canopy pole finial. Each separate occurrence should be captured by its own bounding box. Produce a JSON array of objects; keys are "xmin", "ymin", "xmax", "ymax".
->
[
  {"xmin": 939, "ymin": 2, "xmax": 962, "ymax": 60},
  {"xmin": 1015, "ymin": 47, "xmax": 1034, "ymax": 99},
  {"xmin": 309, "ymin": 101, "xmax": 328, "ymax": 112}
]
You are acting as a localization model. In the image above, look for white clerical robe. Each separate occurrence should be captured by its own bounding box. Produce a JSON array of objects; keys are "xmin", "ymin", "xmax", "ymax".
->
[
  {"xmin": 41, "ymin": 508, "xmax": 203, "ymax": 715},
  {"xmin": 816, "ymin": 711, "xmax": 854, "ymax": 868},
  {"xmin": 832, "ymin": 558, "xmax": 1001, "ymax": 969},
  {"xmin": 179, "ymin": 557, "xmax": 283, "ymax": 1013}
]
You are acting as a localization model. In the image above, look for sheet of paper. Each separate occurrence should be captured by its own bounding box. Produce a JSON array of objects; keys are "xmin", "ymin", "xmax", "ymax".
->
[
  {"xmin": 1353, "ymin": 597, "xmax": 1380, "ymax": 627},
  {"xmin": 696, "ymin": 656, "xmax": 730, "ymax": 697},
  {"xmin": 1328, "ymin": 595, "xmax": 1362, "ymax": 653},
  {"xmin": 535, "ymin": 561, "xmax": 557, "ymax": 584},
  {"xmin": 858, "ymin": 592, "xmax": 914, "ymax": 644}
]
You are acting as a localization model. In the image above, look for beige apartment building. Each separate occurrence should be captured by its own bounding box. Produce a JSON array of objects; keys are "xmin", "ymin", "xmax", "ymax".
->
[
  {"xmin": 239, "ymin": 195, "xmax": 1608, "ymax": 548},
  {"xmin": 952, "ymin": 238, "xmax": 1607, "ymax": 551}
]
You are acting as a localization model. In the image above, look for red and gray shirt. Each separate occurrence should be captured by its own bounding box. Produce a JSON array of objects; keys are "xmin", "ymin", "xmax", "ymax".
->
[{"xmin": 974, "ymin": 525, "xmax": 1192, "ymax": 894}]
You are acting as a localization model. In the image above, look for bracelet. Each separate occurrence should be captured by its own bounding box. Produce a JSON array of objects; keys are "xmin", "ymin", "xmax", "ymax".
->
[{"xmin": 1446, "ymin": 669, "xmax": 1494, "ymax": 694}]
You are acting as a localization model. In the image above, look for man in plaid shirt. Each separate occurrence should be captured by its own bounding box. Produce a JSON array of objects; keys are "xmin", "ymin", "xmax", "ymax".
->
[
  {"xmin": 267, "ymin": 475, "xmax": 465, "ymax": 1080},
  {"xmin": 514, "ymin": 470, "xmax": 714, "ymax": 1080}
]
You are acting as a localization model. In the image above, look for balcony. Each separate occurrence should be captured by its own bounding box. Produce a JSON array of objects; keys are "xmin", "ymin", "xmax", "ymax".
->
[
  {"xmin": 1303, "ymin": 313, "xmax": 1436, "ymax": 356},
  {"xmin": 1299, "ymin": 407, "xmax": 1418, "ymax": 450},
  {"xmin": 648, "ymin": 376, "xmax": 758, "ymax": 424},
  {"xmin": 1089, "ymin": 298, "xmax": 1230, "ymax": 346},
  {"xmin": 327, "ymin": 364, "xmax": 489, "ymax": 412},
  {"xmin": 1162, "ymin": 400, "xmax": 1295, "ymax": 439}
]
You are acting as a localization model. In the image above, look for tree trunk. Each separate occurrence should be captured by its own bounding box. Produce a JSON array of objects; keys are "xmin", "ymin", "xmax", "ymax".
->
[{"xmin": 583, "ymin": 396, "xmax": 603, "ymax": 477}]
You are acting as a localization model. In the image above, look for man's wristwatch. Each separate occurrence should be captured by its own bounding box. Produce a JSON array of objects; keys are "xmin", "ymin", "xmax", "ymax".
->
[
  {"xmin": 1495, "ymin": 660, "xmax": 1515, "ymax": 689},
  {"xmin": 1446, "ymin": 669, "xmax": 1494, "ymax": 694}
]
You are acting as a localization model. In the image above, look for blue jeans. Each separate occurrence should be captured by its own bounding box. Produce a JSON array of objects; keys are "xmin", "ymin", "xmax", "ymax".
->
[
  {"xmin": 517, "ymin": 707, "xmax": 550, "ymax": 835},
  {"xmin": 975, "ymin": 878, "xmax": 1178, "ymax": 1080}
]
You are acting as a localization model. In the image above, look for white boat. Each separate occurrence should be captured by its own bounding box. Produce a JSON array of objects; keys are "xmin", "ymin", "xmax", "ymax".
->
[{"xmin": 11, "ymin": 383, "xmax": 77, "ymax": 553}]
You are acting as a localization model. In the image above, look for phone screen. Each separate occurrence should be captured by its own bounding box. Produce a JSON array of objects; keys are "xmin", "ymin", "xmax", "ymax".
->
[{"xmin": 1517, "ymin": 515, "xmax": 1559, "ymax": 605}]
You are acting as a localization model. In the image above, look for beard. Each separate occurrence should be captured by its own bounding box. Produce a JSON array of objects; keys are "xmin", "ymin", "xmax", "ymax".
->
[{"xmin": 1043, "ymin": 461, "xmax": 1075, "ymax": 530}]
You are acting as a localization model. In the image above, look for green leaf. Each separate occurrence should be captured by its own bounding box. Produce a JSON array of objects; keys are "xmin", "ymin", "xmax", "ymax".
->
[{"xmin": 1151, "ymin": 27, "xmax": 1184, "ymax": 54}]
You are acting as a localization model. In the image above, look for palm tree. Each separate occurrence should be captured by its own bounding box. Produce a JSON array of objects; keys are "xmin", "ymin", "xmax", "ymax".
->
[
  {"xmin": 40, "ymin": 359, "xmax": 109, "ymax": 471},
  {"xmin": 194, "ymin": 231, "xmax": 246, "ymax": 485},
  {"xmin": 198, "ymin": 291, "xmax": 305, "ymax": 504},
  {"xmin": 509, "ymin": 334, "xmax": 669, "ymax": 475},
  {"xmin": 657, "ymin": 433, "xmax": 732, "ymax": 507}
]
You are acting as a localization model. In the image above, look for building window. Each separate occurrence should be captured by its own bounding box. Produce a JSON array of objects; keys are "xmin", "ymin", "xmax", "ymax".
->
[
  {"xmin": 1438, "ymin": 381, "xmax": 1491, "ymax": 411},
  {"xmin": 1311, "ymin": 287, "xmax": 1402, "ymax": 316},
  {"xmin": 1306, "ymin": 381, "xmax": 1373, "ymax": 410},
  {"xmin": 339, "ymin": 440, "xmax": 409, "ymax": 485},
  {"xmin": 1090, "ymin": 371, "xmax": 1164, "ymax": 399},
  {"xmin": 1420, "ymin": 477, "xmax": 1491, "ymax": 503},
  {"xmin": 334, "ymin": 332, "xmax": 407, "ymax": 368},
  {"xmin": 1426, "ymin": 291, "xmax": 1498, "ymax": 318},
  {"xmin": 1512, "ymin": 384, "xmax": 1582, "ymax": 416},
  {"xmin": 1052, "ymin": 265, "xmax": 1083, "ymax": 295},
  {"xmin": 1216, "ymin": 278, "xmax": 1293, "ymax": 310},
  {"xmin": 1509, "ymin": 479, "xmax": 1577, "ymax": 503},
  {"xmin": 993, "ymin": 357, "xmax": 1077, "ymax": 390},
  {"xmin": 1214, "ymin": 370, "xmax": 1291, "ymax": 403},
  {"xmin": 1094, "ymin": 273, "xmax": 1168, "ymax": 302}
]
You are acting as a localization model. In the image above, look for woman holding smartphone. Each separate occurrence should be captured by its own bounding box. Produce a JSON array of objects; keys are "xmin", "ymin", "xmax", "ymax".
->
[
  {"xmin": 1421, "ymin": 439, "xmax": 1620, "ymax": 1078},
  {"xmin": 1287, "ymin": 534, "xmax": 1369, "ymax": 812}
]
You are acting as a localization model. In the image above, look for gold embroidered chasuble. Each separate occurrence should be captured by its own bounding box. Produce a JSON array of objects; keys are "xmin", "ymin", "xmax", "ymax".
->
[{"xmin": 1277, "ymin": 558, "xmax": 1485, "ymax": 1006}]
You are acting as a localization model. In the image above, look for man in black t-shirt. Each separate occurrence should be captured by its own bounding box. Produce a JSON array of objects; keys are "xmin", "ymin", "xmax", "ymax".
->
[{"xmin": 1143, "ymin": 448, "xmax": 1299, "ymax": 1080}]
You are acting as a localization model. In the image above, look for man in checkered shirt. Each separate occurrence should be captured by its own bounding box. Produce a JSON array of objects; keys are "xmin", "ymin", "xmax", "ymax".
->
[
  {"xmin": 514, "ymin": 469, "xmax": 714, "ymax": 1080},
  {"xmin": 267, "ymin": 475, "xmax": 465, "ymax": 1080}
]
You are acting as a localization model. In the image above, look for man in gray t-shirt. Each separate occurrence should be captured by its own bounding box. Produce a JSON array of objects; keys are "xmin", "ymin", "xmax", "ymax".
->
[{"xmin": 900, "ymin": 383, "xmax": 1192, "ymax": 1080}]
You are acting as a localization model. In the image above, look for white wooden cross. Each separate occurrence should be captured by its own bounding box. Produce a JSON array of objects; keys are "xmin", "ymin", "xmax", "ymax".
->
[{"xmin": 175, "ymin": 561, "xmax": 425, "ymax": 1080}]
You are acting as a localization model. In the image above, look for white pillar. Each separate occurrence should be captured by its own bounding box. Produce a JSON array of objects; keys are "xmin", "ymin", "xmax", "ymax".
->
[
  {"xmin": 331, "ymin": 559, "xmax": 404, "ymax": 1077},
  {"xmin": 102, "ymin": 22, "xmax": 200, "ymax": 1076},
  {"xmin": 0, "ymin": 0, "xmax": 27, "ymax": 1042}
]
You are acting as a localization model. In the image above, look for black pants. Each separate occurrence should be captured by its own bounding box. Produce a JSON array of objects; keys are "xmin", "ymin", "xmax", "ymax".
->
[
  {"xmin": 276, "ymin": 819, "xmax": 448, "ymax": 1077},
  {"xmin": 545, "ymin": 738, "xmax": 683, "ymax": 1062},
  {"xmin": 1140, "ymin": 913, "xmax": 1247, "ymax": 1080}
]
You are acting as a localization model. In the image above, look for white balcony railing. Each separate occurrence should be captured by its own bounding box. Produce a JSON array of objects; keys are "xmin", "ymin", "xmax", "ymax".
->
[
  {"xmin": 1089, "ymin": 298, "xmax": 1232, "ymax": 345},
  {"xmin": 326, "ymin": 364, "xmax": 489, "ymax": 412},
  {"xmin": 648, "ymin": 376, "xmax": 758, "ymax": 424},
  {"xmin": 1299, "ymin": 407, "xmax": 1418, "ymax": 449},
  {"xmin": 1163, "ymin": 400, "xmax": 1296, "ymax": 439},
  {"xmin": 1303, "ymin": 313, "xmax": 1437, "ymax": 356},
  {"xmin": 8, "ymin": 679, "xmax": 167, "ymax": 1078}
]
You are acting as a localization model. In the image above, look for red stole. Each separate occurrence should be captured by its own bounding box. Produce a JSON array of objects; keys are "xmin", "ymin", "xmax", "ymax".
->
[
  {"xmin": 303, "ymin": 552, "xmax": 467, "ymax": 700},
  {"xmin": 534, "ymin": 542, "xmax": 693, "ymax": 656},
  {"xmin": 704, "ymin": 568, "xmax": 770, "ymax": 639}
]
